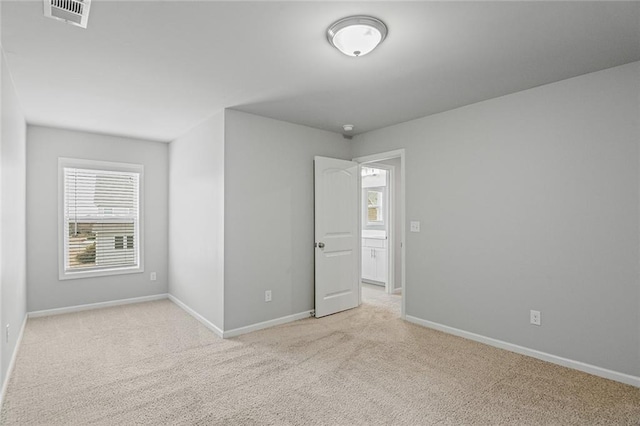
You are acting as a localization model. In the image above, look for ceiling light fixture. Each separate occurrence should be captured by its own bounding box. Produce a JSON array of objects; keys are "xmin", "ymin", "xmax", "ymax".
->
[{"xmin": 327, "ymin": 16, "xmax": 388, "ymax": 57}]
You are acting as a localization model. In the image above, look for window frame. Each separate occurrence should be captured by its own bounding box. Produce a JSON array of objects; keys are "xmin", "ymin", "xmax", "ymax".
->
[
  {"xmin": 58, "ymin": 157, "xmax": 145, "ymax": 280},
  {"xmin": 366, "ymin": 188, "xmax": 384, "ymax": 225}
]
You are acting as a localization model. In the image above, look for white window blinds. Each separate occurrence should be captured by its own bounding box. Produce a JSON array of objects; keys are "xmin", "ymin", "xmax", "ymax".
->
[{"xmin": 60, "ymin": 159, "xmax": 143, "ymax": 278}]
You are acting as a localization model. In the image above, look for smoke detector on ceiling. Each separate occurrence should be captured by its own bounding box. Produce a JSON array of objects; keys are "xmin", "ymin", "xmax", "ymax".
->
[{"xmin": 44, "ymin": 0, "xmax": 91, "ymax": 29}]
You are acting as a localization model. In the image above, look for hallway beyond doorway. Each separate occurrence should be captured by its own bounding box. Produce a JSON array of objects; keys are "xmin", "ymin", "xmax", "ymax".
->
[{"xmin": 362, "ymin": 282, "xmax": 401, "ymax": 317}]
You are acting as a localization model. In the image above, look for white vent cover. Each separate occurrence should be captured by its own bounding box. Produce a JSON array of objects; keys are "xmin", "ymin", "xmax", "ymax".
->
[{"xmin": 44, "ymin": 0, "xmax": 91, "ymax": 29}]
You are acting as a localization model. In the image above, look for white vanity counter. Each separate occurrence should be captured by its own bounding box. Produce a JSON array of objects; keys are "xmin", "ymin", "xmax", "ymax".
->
[{"xmin": 362, "ymin": 230, "xmax": 386, "ymax": 240}]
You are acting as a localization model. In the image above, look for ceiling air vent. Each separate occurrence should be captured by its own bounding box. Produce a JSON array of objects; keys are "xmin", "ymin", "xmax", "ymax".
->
[{"xmin": 44, "ymin": 0, "xmax": 91, "ymax": 29}]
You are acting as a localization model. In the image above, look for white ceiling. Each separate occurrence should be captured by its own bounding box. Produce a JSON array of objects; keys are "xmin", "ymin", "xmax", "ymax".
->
[{"xmin": 2, "ymin": 1, "xmax": 639, "ymax": 142}]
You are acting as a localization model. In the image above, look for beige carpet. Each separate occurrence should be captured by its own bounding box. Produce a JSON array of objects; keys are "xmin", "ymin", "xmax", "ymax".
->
[
  {"xmin": 1, "ymin": 298, "xmax": 638, "ymax": 425},
  {"xmin": 361, "ymin": 282, "xmax": 401, "ymax": 316}
]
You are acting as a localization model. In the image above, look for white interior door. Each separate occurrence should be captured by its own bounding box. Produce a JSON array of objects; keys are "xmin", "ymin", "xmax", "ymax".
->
[{"xmin": 314, "ymin": 156, "xmax": 359, "ymax": 318}]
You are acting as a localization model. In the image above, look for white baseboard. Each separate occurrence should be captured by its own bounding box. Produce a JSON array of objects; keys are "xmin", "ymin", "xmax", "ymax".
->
[
  {"xmin": 168, "ymin": 293, "xmax": 311, "ymax": 339},
  {"xmin": 223, "ymin": 310, "xmax": 313, "ymax": 339},
  {"xmin": 28, "ymin": 294, "xmax": 169, "ymax": 318},
  {"xmin": 392, "ymin": 287, "xmax": 402, "ymax": 295},
  {"xmin": 0, "ymin": 313, "xmax": 28, "ymax": 408},
  {"xmin": 167, "ymin": 294, "xmax": 224, "ymax": 338},
  {"xmin": 405, "ymin": 315, "xmax": 640, "ymax": 388}
]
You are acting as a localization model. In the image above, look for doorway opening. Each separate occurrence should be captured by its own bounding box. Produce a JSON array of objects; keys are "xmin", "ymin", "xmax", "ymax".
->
[{"xmin": 354, "ymin": 150, "xmax": 405, "ymax": 319}]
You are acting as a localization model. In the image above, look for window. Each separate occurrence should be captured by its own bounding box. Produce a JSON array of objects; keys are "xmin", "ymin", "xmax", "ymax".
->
[
  {"xmin": 114, "ymin": 235, "xmax": 134, "ymax": 250},
  {"xmin": 114, "ymin": 236, "xmax": 124, "ymax": 250},
  {"xmin": 367, "ymin": 189, "xmax": 384, "ymax": 224},
  {"xmin": 362, "ymin": 167, "xmax": 388, "ymax": 228},
  {"xmin": 59, "ymin": 158, "xmax": 144, "ymax": 280}
]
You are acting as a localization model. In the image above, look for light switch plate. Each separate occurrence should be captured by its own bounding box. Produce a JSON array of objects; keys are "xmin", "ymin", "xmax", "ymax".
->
[{"xmin": 410, "ymin": 221, "xmax": 421, "ymax": 232}]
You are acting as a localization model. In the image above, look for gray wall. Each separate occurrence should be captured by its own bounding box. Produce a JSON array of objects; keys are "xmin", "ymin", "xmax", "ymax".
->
[
  {"xmin": 26, "ymin": 126, "xmax": 169, "ymax": 311},
  {"xmin": 224, "ymin": 110, "xmax": 351, "ymax": 330},
  {"xmin": 168, "ymin": 111, "xmax": 225, "ymax": 329},
  {"xmin": 352, "ymin": 62, "xmax": 640, "ymax": 377},
  {"xmin": 1, "ymin": 49, "xmax": 27, "ymax": 388}
]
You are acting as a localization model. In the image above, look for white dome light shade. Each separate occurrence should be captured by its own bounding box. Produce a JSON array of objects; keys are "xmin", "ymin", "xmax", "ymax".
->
[
  {"xmin": 327, "ymin": 16, "xmax": 387, "ymax": 57},
  {"xmin": 333, "ymin": 25, "xmax": 381, "ymax": 57}
]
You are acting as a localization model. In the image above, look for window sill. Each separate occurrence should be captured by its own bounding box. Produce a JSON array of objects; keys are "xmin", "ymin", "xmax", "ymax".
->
[{"xmin": 59, "ymin": 266, "xmax": 144, "ymax": 281}]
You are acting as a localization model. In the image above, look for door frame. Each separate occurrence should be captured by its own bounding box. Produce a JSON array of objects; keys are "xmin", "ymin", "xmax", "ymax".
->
[
  {"xmin": 360, "ymin": 162, "xmax": 394, "ymax": 294},
  {"xmin": 353, "ymin": 149, "xmax": 406, "ymax": 319}
]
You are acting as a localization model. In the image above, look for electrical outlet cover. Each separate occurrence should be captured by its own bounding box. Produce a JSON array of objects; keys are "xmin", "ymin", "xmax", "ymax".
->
[{"xmin": 530, "ymin": 310, "xmax": 541, "ymax": 326}]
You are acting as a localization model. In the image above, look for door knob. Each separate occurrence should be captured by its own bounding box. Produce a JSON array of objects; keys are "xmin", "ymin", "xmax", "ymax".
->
[{"xmin": 318, "ymin": 242, "xmax": 325, "ymax": 248}]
